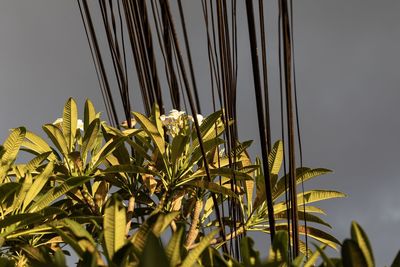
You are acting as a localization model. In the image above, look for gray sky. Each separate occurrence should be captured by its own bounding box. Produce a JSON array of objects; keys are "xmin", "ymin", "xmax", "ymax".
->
[{"xmin": 0, "ymin": 1, "xmax": 399, "ymax": 266}]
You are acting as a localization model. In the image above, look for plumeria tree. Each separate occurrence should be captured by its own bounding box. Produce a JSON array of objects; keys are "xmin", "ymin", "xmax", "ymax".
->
[{"xmin": 0, "ymin": 98, "xmax": 346, "ymax": 266}]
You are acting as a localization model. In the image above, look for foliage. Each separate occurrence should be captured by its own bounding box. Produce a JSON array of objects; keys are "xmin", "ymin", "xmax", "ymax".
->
[{"xmin": 0, "ymin": 98, "xmax": 345, "ymax": 266}]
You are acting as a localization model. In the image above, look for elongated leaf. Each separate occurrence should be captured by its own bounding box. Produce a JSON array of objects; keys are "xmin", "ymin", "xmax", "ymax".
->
[
  {"xmin": 273, "ymin": 190, "xmax": 345, "ymax": 215},
  {"xmin": 84, "ymin": 99, "xmax": 96, "ymax": 130},
  {"xmin": 304, "ymin": 245, "xmax": 325, "ymax": 267},
  {"xmin": 2, "ymin": 127, "xmax": 26, "ymax": 164},
  {"xmin": 103, "ymin": 164, "xmax": 158, "ymax": 176},
  {"xmin": 314, "ymin": 245, "xmax": 335, "ymax": 267},
  {"xmin": 275, "ymin": 211, "xmax": 331, "ymax": 228},
  {"xmin": 30, "ymin": 176, "xmax": 92, "ymax": 212},
  {"xmin": 188, "ymin": 180, "xmax": 239, "ymax": 198},
  {"xmin": 81, "ymin": 119, "xmax": 100, "ymax": 163},
  {"xmin": 104, "ymin": 195, "xmax": 126, "ymax": 260},
  {"xmin": 266, "ymin": 224, "xmax": 340, "ymax": 249},
  {"xmin": 342, "ymin": 239, "xmax": 368, "ymax": 267},
  {"xmin": 298, "ymin": 190, "xmax": 346, "ymax": 205},
  {"xmin": 273, "ymin": 168, "xmax": 332, "ymax": 199},
  {"xmin": 191, "ymin": 110, "xmax": 223, "ymax": 147},
  {"xmin": 63, "ymin": 218, "xmax": 96, "ymax": 246},
  {"xmin": 351, "ymin": 221, "xmax": 374, "ymax": 267},
  {"xmin": 50, "ymin": 226, "xmax": 84, "ymax": 257},
  {"xmin": 91, "ymin": 136, "xmax": 126, "ymax": 171},
  {"xmin": 24, "ymin": 130, "xmax": 52, "ymax": 154},
  {"xmin": 184, "ymin": 167, "xmax": 252, "ymax": 185},
  {"xmin": 268, "ymin": 140, "xmax": 283, "ymax": 175},
  {"xmin": 241, "ymin": 237, "xmax": 261, "ymax": 267},
  {"xmin": 125, "ymin": 138, "xmax": 152, "ymax": 161},
  {"xmin": 0, "ymin": 208, "xmax": 62, "ymax": 237},
  {"xmin": 0, "ymin": 182, "xmax": 20, "ymax": 202},
  {"xmin": 62, "ymin": 97, "xmax": 78, "ymax": 151},
  {"xmin": 139, "ymin": 232, "xmax": 169, "ymax": 267},
  {"xmin": 133, "ymin": 112, "xmax": 165, "ymax": 155},
  {"xmin": 188, "ymin": 138, "xmax": 224, "ymax": 167},
  {"xmin": 171, "ymin": 134, "xmax": 188, "ymax": 165},
  {"xmin": 25, "ymin": 151, "xmax": 52, "ymax": 172},
  {"xmin": 152, "ymin": 212, "xmax": 180, "ymax": 237},
  {"xmin": 181, "ymin": 229, "xmax": 219, "ymax": 267},
  {"xmin": 43, "ymin": 124, "xmax": 69, "ymax": 156},
  {"xmin": 22, "ymin": 162, "xmax": 54, "ymax": 211},
  {"xmin": 166, "ymin": 227, "xmax": 184, "ymax": 266},
  {"xmin": 391, "ymin": 251, "xmax": 400, "ymax": 267},
  {"xmin": 14, "ymin": 172, "xmax": 32, "ymax": 210}
]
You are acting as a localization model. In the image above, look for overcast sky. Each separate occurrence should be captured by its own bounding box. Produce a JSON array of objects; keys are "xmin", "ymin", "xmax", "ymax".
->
[{"xmin": 0, "ymin": 1, "xmax": 399, "ymax": 266}]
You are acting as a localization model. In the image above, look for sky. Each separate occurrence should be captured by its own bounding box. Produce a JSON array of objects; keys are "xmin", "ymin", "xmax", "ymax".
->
[{"xmin": 0, "ymin": 1, "xmax": 399, "ymax": 266}]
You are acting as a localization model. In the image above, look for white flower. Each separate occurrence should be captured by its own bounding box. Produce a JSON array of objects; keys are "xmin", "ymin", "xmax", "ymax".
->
[
  {"xmin": 53, "ymin": 118, "xmax": 84, "ymax": 131},
  {"xmin": 218, "ymin": 145, "xmax": 225, "ymax": 157},
  {"xmin": 77, "ymin": 119, "xmax": 84, "ymax": 130},
  {"xmin": 188, "ymin": 114, "xmax": 204, "ymax": 125},
  {"xmin": 53, "ymin": 118, "xmax": 63, "ymax": 125},
  {"xmin": 121, "ymin": 118, "xmax": 137, "ymax": 128},
  {"xmin": 160, "ymin": 109, "xmax": 205, "ymax": 137},
  {"xmin": 196, "ymin": 114, "xmax": 204, "ymax": 125}
]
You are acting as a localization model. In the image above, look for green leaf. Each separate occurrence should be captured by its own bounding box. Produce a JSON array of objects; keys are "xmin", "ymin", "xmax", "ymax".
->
[
  {"xmin": 275, "ymin": 211, "xmax": 331, "ymax": 228},
  {"xmin": 133, "ymin": 112, "xmax": 165, "ymax": 155},
  {"xmin": 304, "ymin": 245, "xmax": 325, "ymax": 267},
  {"xmin": 30, "ymin": 176, "xmax": 92, "ymax": 212},
  {"xmin": 91, "ymin": 136, "xmax": 127, "ymax": 171},
  {"xmin": 188, "ymin": 180, "xmax": 239, "ymax": 198},
  {"xmin": 268, "ymin": 140, "xmax": 283, "ymax": 176},
  {"xmin": 314, "ymin": 245, "xmax": 335, "ymax": 267},
  {"xmin": 139, "ymin": 232, "xmax": 169, "ymax": 267},
  {"xmin": 2, "ymin": 127, "xmax": 26, "ymax": 164},
  {"xmin": 22, "ymin": 162, "xmax": 54, "ymax": 211},
  {"xmin": 42, "ymin": 124, "xmax": 69, "ymax": 156},
  {"xmin": 25, "ymin": 152, "xmax": 52, "ymax": 172},
  {"xmin": 171, "ymin": 134, "xmax": 188, "ymax": 165},
  {"xmin": 188, "ymin": 138, "xmax": 225, "ymax": 167},
  {"xmin": 152, "ymin": 212, "xmax": 180, "ymax": 237},
  {"xmin": 191, "ymin": 110, "xmax": 223, "ymax": 148},
  {"xmin": 81, "ymin": 119, "xmax": 100, "ymax": 163},
  {"xmin": 342, "ymin": 239, "xmax": 368, "ymax": 267},
  {"xmin": 268, "ymin": 231, "xmax": 288, "ymax": 263},
  {"xmin": 63, "ymin": 218, "xmax": 96, "ymax": 247},
  {"xmin": 84, "ymin": 99, "xmax": 96, "ymax": 130},
  {"xmin": 391, "ymin": 251, "xmax": 400, "ymax": 267},
  {"xmin": 181, "ymin": 229, "xmax": 218, "ymax": 267},
  {"xmin": 62, "ymin": 97, "xmax": 78, "ymax": 151},
  {"xmin": 240, "ymin": 237, "xmax": 261, "ymax": 266},
  {"xmin": 184, "ymin": 167, "xmax": 252, "ymax": 185},
  {"xmin": 103, "ymin": 164, "xmax": 159, "ymax": 176},
  {"xmin": 166, "ymin": 227, "xmax": 184, "ymax": 266},
  {"xmin": 0, "ymin": 182, "xmax": 20, "ymax": 202},
  {"xmin": 104, "ymin": 195, "xmax": 126, "ymax": 260},
  {"xmin": 273, "ymin": 168, "xmax": 332, "ymax": 199},
  {"xmin": 270, "ymin": 224, "xmax": 340, "ymax": 249},
  {"xmin": 350, "ymin": 221, "xmax": 374, "ymax": 267},
  {"xmin": 298, "ymin": 190, "xmax": 346, "ymax": 205}
]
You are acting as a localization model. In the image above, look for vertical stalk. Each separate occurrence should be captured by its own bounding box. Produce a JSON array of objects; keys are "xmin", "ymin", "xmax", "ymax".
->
[
  {"xmin": 244, "ymin": 0, "xmax": 276, "ymax": 241},
  {"xmin": 280, "ymin": 0, "xmax": 299, "ymax": 257}
]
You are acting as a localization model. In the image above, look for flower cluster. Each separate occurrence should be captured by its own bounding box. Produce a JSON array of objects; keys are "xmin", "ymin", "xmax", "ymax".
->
[
  {"xmin": 160, "ymin": 109, "xmax": 204, "ymax": 137},
  {"xmin": 53, "ymin": 118, "xmax": 84, "ymax": 131}
]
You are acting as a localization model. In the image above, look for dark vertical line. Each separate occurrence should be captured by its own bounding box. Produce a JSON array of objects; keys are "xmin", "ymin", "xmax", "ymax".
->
[
  {"xmin": 280, "ymin": 0, "xmax": 299, "ymax": 257},
  {"xmin": 289, "ymin": 0, "xmax": 308, "ymax": 256},
  {"xmin": 244, "ymin": 0, "xmax": 276, "ymax": 242},
  {"xmin": 258, "ymin": 0, "xmax": 272, "ymax": 152},
  {"xmin": 278, "ymin": 2, "xmax": 292, "ymax": 260},
  {"xmin": 79, "ymin": 0, "xmax": 120, "ymax": 127},
  {"xmin": 177, "ymin": 0, "xmax": 202, "ymax": 114}
]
